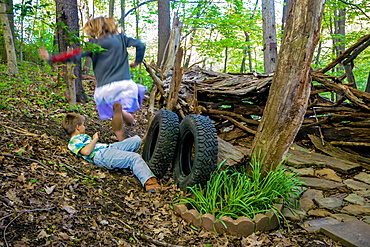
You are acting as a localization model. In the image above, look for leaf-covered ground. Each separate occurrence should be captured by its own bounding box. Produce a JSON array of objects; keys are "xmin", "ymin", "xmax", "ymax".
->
[{"xmin": 0, "ymin": 64, "xmax": 341, "ymax": 246}]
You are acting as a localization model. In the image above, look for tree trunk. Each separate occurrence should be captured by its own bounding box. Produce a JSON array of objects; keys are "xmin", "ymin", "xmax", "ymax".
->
[
  {"xmin": 250, "ymin": 0, "xmax": 325, "ymax": 172},
  {"xmin": 0, "ymin": 1, "xmax": 18, "ymax": 75},
  {"xmin": 157, "ymin": 0, "xmax": 170, "ymax": 67},
  {"xmin": 109, "ymin": 0, "xmax": 115, "ymax": 17},
  {"xmin": 120, "ymin": 0, "xmax": 126, "ymax": 31},
  {"xmin": 223, "ymin": 47, "xmax": 228, "ymax": 73},
  {"xmin": 261, "ymin": 0, "xmax": 277, "ymax": 73},
  {"xmin": 56, "ymin": 0, "xmax": 88, "ymax": 103},
  {"xmin": 366, "ymin": 71, "xmax": 370, "ymax": 93}
]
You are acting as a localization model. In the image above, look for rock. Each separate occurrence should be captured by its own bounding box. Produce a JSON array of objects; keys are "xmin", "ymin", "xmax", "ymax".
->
[
  {"xmin": 321, "ymin": 220, "xmax": 370, "ymax": 247},
  {"xmin": 353, "ymin": 172, "xmax": 370, "ymax": 185},
  {"xmin": 299, "ymin": 177, "xmax": 345, "ymax": 190},
  {"xmin": 295, "ymin": 167, "xmax": 315, "ymax": 176},
  {"xmin": 300, "ymin": 197, "xmax": 315, "ymax": 212},
  {"xmin": 344, "ymin": 179, "xmax": 370, "ymax": 190},
  {"xmin": 299, "ymin": 217, "xmax": 341, "ymax": 232},
  {"xmin": 363, "ymin": 216, "xmax": 370, "ymax": 225},
  {"xmin": 307, "ymin": 209, "xmax": 332, "ymax": 217},
  {"xmin": 301, "ymin": 189, "xmax": 324, "ymax": 200},
  {"xmin": 344, "ymin": 193, "xmax": 370, "ymax": 207},
  {"xmin": 330, "ymin": 214, "xmax": 357, "ymax": 222},
  {"xmin": 315, "ymin": 168, "xmax": 342, "ymax": 182},
  {"xmin": 356, "ymin": 190, "xmax": 370, "ymax": 198},
  {"xmin": 314, "ymin": 197, "xmax": 343, "ymax": 210},
  {"xmin": 282, "ymin": 208, "xmax": 306, "ymax": 221},
  {"xmin": 341, "ymin": 204, "xmax": 370, "ymax": 216}
]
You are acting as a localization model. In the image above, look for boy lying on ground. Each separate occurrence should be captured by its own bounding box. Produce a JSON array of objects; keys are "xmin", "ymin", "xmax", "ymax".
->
[{"xmin": 62, "ymin": 113, "xmax": 161, "ymax": 192}]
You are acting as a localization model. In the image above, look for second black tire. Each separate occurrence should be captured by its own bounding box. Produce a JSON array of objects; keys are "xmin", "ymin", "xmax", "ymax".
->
[
  {"xmin": 173, "ymin": 114, "xmax": 218, "ymax": 191},
  {"xmin": 142, "ymin": 110, "xmax": 179, "ymax": 178}
]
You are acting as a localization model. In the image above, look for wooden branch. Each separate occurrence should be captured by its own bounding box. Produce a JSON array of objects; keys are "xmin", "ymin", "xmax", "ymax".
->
[
  {"xmin": 1, "ymin": 123, "xmax": 39, "ymax": 137},
  {"xmin": 343, "ymin": 38, "xmax": 370, "ymax": 65},
  {"xmin": 330, "ymin": 141, "xmax": 370, "ymax": 147},
  {"xmin": 142, "ymin": 85, "xmax": 158, "ymax": 143},
  {"xmin": 143, "ymin": 61, "xmax": 165, "ymax": 96},
  {"xmin": 312, "ymin": 73, "xmax": 370, "ymax": 110},
  {"xmin": 320, "ymin": 34, "xmax": 370, "ymax": 73},
  {"xmin": 166, "ymin": 47, "xmax": 183, "ymax": 112},
  {"xmin": 193, "ymin": 83, "xmax": 200, "ymax": 114},
  {"xmin": 59, "ymin": 162, "xmax": 88, "ymax": 177},
  {"xmin": 0, "ymin": 152, "xmax": 47, "ymax": 168},
  {"xmin": 204, "ymin": 109, "xmax": 259, "ymax": 125},
  {"xmin": 214, "ymin": 115, "xmax": 256, "ymax": 135}
]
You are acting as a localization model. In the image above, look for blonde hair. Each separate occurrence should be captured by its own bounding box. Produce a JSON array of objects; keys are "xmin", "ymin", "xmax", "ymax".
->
[
  {"xmin": 83, "ymin": 17, "xmax": 119, "ymax": 39},
  {"xmin": 62, "ymin": 113, "xmax": 85, "ymax": 136}
]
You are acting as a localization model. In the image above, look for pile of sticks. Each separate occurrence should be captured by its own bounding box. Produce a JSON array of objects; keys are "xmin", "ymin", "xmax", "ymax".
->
[{"xmin": 145, "ymin": 34, "xmax": 370, "ymax": 151}]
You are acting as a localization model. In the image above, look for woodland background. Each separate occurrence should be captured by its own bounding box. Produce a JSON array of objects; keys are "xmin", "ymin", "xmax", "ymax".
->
[
  {"xmin": 0, "ymin": 0, "xmax": 370, "ymax": 246},
  {"xmin": 0, "ymin": 0, "xmax": 369, "ymax": 85}
]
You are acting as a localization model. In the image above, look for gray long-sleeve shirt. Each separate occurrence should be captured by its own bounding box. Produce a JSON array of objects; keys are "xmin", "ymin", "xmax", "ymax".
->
[{"xmin": 51, "ymin": 33, "xmax": 146, "ymax": 88}]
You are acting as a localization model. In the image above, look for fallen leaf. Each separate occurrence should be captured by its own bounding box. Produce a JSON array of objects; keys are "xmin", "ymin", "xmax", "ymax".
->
[
  {"xmin": 62, "ymin": 205, "xmax": 77, "ymax": 214},
  {"xmin": 17, "ymin": 173, "xmax": 26, "ymax": 182},
  {"xmin": 45, "ymin": 184, "xmax": 57, "ymax": 195},
  {"xmin": 6, "ymin": 189, "xmax": 21, "ymax": 203},
  {"xmin": 37, "ymin": 230, "xmax": 49, "ymax": 239}
]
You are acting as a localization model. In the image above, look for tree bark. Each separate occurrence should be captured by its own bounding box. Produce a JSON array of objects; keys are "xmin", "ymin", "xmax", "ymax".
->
[
  {"xmin": 157, "ymin": 0, "xmax": 170, "ymax": 67},
  {"xmin": 56, "ymin": 0, "xmax": 87, "ymax": 103},
  {"xmin": 0, "ymin": 1, "xmax": 18, "ymax": 75},
  {"xmin": 261, "ymin": 0, "xmax": 277, "ymax": 73},
  {"xmin": 250, "ymin": 0, "xmax": 325, "ymax": 172},
  {"xmin": 109, "ymin": 0, "xmax": 115, "ymax": 17}
]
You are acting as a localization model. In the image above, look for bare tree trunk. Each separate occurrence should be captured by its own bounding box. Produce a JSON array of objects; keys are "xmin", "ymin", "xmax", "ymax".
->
[
  {"xmin": 250, "ymin": 0, "xmax": 325, "ymax": 172},
  {"xmin": 120, "ymin": 0, "xmax": 126, "ymax": 31},
  {"xmin": 81, "ymin": 0, "xmax": 92, "ymax": 74},
  {"xmin": 281, "ymin": 0, "xmax": 290, "ymax": 35},
  {"xmin": 223, "ymin": 47, "xmax": 228, "ymax": 73},
  {"xmin": 366, "ymin": 71, "xmax": 370, "ymax": 93},
  {"xmin": 56, "ymin": 0, "xmax": 87, "ymax": 103},
  {"xmin": 0, "ymin": 1, "xmax": 18, "ymax": 75},
  {"xmin": 157, "ymin": 0, "xmax": 170, "ymax": 67},
  {"xmin": 109, "ymin": 0, "xmax": 115, "ymax": 17},
  {"xmin": 261, "ymin": 0, "xmax": 277, "ymax": 73}
]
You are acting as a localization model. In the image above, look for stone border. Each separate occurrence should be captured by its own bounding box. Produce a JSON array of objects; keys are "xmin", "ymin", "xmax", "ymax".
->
[{"xmin": 173, "ymin": 203, "xmax": 283, "ymax": 237}]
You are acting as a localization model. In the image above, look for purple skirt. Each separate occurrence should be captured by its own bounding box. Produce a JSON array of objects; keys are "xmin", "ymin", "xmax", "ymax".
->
[{"xmin": 94, "ymin": 79, "xmax": 147, "ymax": 120}]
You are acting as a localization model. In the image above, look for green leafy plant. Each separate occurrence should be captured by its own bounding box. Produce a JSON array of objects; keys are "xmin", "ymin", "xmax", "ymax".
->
[{"xmin": 174, "ymin": 155, "xmax": 304, "ymax": 224}]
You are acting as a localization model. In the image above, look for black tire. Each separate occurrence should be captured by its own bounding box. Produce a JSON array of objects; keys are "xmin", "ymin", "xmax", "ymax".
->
[
  {"xmin": 142, "ymin": 109, "xmax": 179, "ymax": 178},
  {"xmin": 173, "ymin": 114, "xmax": 218, "ymax": 191}
]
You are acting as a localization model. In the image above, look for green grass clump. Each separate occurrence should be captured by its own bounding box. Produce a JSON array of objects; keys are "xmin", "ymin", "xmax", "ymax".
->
[{"xmin": 174, "ymin": 156, "xmax": 304, "ymax": 222}]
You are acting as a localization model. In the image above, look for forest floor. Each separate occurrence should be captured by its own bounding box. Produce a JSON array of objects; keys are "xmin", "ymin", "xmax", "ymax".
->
[{"xmin": 0, "ymin": 65, "xmax": 346, "ymax": 247}]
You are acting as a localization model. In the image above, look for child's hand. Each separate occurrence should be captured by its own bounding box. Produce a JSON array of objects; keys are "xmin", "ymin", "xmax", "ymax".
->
[
  {"xmin": 39, "ymin": 47, "xmax": 50, "ymax": 61},
  {"xmin": 93, "ymin": 132, "xmax": 100, "ymax": 140},
  {"xmin": 130, "ymin": 62, "xmax": 139, "ymax": 68}
]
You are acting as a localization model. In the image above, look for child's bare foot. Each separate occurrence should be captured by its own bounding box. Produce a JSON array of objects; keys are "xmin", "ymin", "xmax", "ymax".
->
[{"xmin": 144, "ymin": 177, "xmax": 162, "ymax": 193}]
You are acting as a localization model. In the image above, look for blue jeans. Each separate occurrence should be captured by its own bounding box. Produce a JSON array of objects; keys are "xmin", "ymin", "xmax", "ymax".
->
[{"xmin": 93, "ymin": 135, "xmax": 155, "ymax": 186}]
